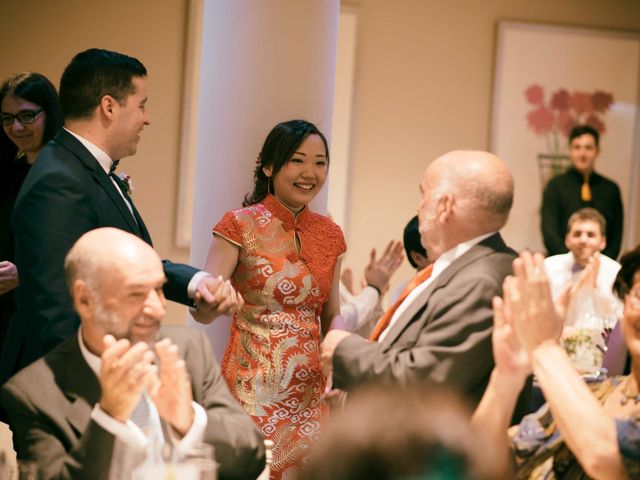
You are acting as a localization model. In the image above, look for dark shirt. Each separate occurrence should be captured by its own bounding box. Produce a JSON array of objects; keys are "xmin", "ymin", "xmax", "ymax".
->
[
  {"xmin": 541, "ymin": 168, "xmax": 623, "ymax": 259},
  {"xmin": 0, "ymin": 155, "xmax": 30, "ymax": 265}
]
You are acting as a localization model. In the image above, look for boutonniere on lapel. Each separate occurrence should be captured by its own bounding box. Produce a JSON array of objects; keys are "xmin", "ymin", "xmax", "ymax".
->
[{"xmin": 117, "ymin": 172, "xmax": 134, "ymax": 195}]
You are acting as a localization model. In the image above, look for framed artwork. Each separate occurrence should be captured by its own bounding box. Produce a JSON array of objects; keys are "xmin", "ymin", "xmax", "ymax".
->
[{"xmin": 491, "ymin": 21, "xmax": 640, "ymax": 252}]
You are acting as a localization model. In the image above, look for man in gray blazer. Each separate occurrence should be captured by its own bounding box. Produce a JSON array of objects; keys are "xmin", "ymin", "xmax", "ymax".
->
[
  {"xmin": 1, "ymin": 228, "xmax": 265, "ymax": 480},
  {"xmin": 322, "ymin": 151, "xmax": 522, "ymax": 409}
]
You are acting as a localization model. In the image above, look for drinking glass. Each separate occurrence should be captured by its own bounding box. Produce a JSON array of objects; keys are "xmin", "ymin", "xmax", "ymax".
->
[{"xmin": 177, "ymin": 442, "xmax": 217, "ymax": 480}]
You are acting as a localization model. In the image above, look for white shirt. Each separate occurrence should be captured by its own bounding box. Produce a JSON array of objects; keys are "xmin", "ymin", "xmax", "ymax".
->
[
  {"xmin": 339, "ymin": 283, "xmax": 382, "ymax": 337},
  {"xmin": 64, "ymin": 128, "xmax": 135, "ymax": 217},
  {"xmin": 389, "ymin": 278, "xmax": 410, "ymax": 305},
  {"xmin": 544, "ymin": 252, "xmax": 621, "ymax": 301},
  {"xmin": 78, "ymin": 328, "xmax": 207, "ymax": 453},
  {"xmin": 64, "ymin": 128, "xmax": 208, "ymax": 297},
  {"xmin": 378, "ymin": 232, "xmax": 496, "ymax": 342}
]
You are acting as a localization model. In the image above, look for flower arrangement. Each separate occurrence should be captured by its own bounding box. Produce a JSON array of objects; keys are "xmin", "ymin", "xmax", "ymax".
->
[
  {"xmin": 118, "ymin": 172, "xmax": 134, "ymax": 195},
  {"xmin": 561, "ymin": 327, "xmax": 605, "ymax": 375},
  {"xmin": 524, "ymin": 85, "xmax": 614, "ymax": 156}
]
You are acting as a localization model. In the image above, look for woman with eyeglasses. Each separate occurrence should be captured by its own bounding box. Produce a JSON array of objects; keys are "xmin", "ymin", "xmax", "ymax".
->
[{"xmin": 0, "ymin": 72, "xmax": 62, "ymax": 352}]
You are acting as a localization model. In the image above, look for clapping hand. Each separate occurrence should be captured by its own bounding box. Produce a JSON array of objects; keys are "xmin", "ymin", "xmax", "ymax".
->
[
  {"xmin": 193, "ymin": 275, "xmax": 244, "ymax": 324},
  {"xmin": 491, "ymin": 284, "xmax": 531, "ymax": 384},
  {"xmin": 98, "ymin": 335, "xmax": 156, "ymax": 422},
  {"xmin": 364, "ymin": 241, "xmax": 404, "ymax": 293},
  {"xmin": 509, "ymin": 251, "xmax": 563, "ymax": 355},
  {"xmin": 340, "ymin": 268, "xmax": 355, "ymax": 295},
  {"xmin": 149, "ymin": 338, "xmax": 194, "ymax": 437},
  {"xmin": 579, "ymin": 252, "xmax": 601, "ymax": 290},
  {"xmin": 556, "ymin": 252, "xmax": 600, "ymax": 321}
]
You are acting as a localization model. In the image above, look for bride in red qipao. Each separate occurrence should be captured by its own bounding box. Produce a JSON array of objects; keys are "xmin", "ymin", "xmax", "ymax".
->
[{"xmin": 197, "ymin": 120, "xmax": 345, "ymax": 479}]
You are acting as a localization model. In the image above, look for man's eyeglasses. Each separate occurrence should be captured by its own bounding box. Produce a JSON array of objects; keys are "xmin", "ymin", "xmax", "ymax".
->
[{"xmin": 1, "ymin": 109, "xmax": 44, "ymax": 126}]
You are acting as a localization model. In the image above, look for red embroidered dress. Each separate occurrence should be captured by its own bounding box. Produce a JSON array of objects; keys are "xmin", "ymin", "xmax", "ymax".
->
[{"xmin": 213, "ymin": 194, "xmax": 346, "ymax": 479}]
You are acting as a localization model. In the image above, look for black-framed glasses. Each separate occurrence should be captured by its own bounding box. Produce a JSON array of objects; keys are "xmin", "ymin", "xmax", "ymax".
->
[{"xmin": 1, "ymin": 109, "xmax": 44, "ymax": 126}]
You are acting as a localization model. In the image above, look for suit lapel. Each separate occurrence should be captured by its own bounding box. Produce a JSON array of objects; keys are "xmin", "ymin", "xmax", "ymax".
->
[
  {"xmin": 380, "ymin": 281, "xmax": 433, "ymax": 347},
  {"xmin": 54, "ymin": 335, "xmax": 101, "ymax": 436},
  {"xmin": 96, "ymin": 172, "xmax": 141, "ymax": 234},
  {"xmin": 110, "ymin": 174, "xmax": 152, "ymax": 244},
  {"xmin": 381, "ymin": 233, "xmax": 509, "ymax": 346},
  {"xmin": 380, "ymin": 273, "xmax": 444, "ymax": 348},
  {"xmin": 133, "ymin": 207, "xmax": 152, "ymax": 245},
  {"xmin": 55, "ymin": 130, "xmax": 141, "ymax": 235}
]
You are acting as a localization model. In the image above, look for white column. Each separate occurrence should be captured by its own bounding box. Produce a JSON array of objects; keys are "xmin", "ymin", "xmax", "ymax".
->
[{"xmin": 188, "ymin": 0, "xmax": 340, "ymax": 359}]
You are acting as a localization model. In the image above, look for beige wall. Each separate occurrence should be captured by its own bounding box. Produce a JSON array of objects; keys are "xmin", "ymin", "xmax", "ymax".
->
[
  {"xmin": 0, "ymin": 0, "xmax": 190, "ymax": 323},
  {"xmin": 2, "ymin": 0, "xmax": 640, "ymax": 319},
  {"xmin": 340, "ymin": 0, "xmax": 640, "ymax": 296}
]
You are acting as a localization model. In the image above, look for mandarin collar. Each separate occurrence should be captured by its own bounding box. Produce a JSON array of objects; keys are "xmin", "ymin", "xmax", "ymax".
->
[{"xmin": 262, "ymin": 194, "xmax": 310, "ymax": 232}]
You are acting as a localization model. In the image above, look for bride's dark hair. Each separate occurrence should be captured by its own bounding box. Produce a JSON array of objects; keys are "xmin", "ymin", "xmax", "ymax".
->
[{"xmin": 243, "ymin": 119, "xmax": 329, "ymax": 206}]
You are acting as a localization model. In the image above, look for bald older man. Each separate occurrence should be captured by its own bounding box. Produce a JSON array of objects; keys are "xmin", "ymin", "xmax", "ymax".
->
[
  {"xmin": 1, "ymin": 228, "xmax": 264, "ymax": 480},
  {"xmin": 322, "ymin": 151, "xmax": 525, "ymax": 410}
]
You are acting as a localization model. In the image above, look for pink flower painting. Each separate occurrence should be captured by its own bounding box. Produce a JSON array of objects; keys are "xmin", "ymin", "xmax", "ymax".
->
[{"xmin": 524, "ymin": 85, "xmax": 614, "ymax": 156}]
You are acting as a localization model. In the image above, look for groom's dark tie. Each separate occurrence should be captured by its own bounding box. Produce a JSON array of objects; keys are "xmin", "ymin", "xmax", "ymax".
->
[{"xmin": 109, "ymin": 159, "xmax": 120, "ymax": 175}]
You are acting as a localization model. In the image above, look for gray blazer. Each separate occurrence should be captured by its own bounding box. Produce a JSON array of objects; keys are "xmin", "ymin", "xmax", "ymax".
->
[
  {"xmin": 1, "ymin": 326, "xmax": 265, "ymax": 480},
  {"xmin": 333, "ymin": 233, "xmax": 516, "ymax": 406}
]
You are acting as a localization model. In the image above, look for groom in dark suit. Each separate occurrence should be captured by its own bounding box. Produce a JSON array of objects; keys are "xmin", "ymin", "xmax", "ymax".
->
[
  {"xmin": 1, "ymin": 228, "xmax": 265, "ymax": 480},
  {"xmin": 1, "ymin": 49, "xmax": 239, "ymax": 384},
  {"xmin": 322, "ymin": 151, "xmax": 528, "ymax": 414}
]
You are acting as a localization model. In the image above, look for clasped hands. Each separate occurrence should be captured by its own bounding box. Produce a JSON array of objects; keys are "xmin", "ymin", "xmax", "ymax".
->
[
  {"xmin": 492, "ymin": 251, "xmax": 564, "ymax": 384},
  {"xmin": 192, "ymin": 275, "xmax": 244, "ymax": 324},
  {"xmin": 98, "ymin": 335, "xmax": 194, "ymax": 437},
  {"xmin": 0, "ymin": 260, "xmax": 19, "ymax": 295}
]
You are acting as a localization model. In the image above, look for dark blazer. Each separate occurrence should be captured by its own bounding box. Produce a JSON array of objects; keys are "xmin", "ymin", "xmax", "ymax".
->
[
  {"xmin": 333, "ymin": 233, "xmax": 518, "ymax": 407},
  {"xmin": 0, "ymin": 155, "xmax": 30, "ymax": 356},
  {"xmin": 0, "ymin": 129, "xmax": 197, "ymax": 383},
  {"xmin": 1, "ymin": 325, "xmax": 266, "ymax": 480}
]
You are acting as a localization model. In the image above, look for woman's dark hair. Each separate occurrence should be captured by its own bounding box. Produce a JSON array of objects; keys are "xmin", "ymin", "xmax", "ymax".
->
[
  {"xmin": 243, "ymin": 119, "xmax": 329, "ymax": 206},
  {"xmin": 0, "ymin": 72, "xmax": 63, "ymax": 163},
  {"xmin": 613, "ymin": 245, "xmax": 640, "ymax": 299}
]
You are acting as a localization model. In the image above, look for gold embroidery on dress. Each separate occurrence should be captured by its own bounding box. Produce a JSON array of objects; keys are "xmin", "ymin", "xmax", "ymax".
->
[
  {"xmin": 218, "ymin": 197, "xmax": 344, "ymax": 479},
  {"xmin": 271, "ymin": 423, "xmax": 307, "ymax": 474},
  {"xmin": 233, "ymin": 333, "xmax": 309, "ymax": 416}
]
